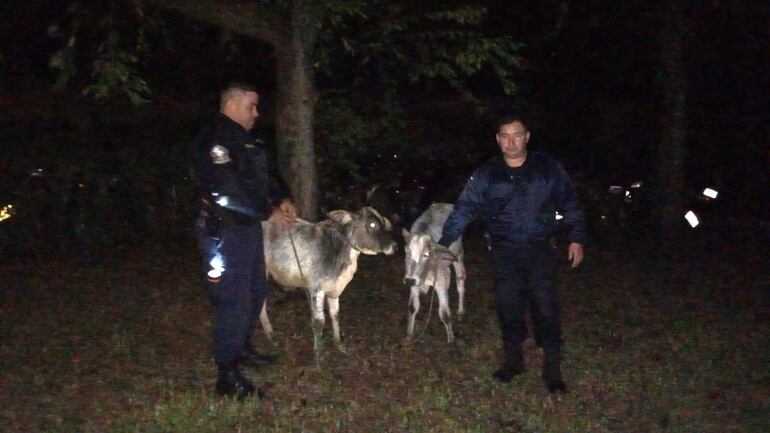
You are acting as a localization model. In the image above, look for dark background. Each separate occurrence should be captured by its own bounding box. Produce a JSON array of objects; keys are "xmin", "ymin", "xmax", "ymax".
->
[{"xmin": 1, "ymin": 0, "xmax": 768, "ymax": 258}]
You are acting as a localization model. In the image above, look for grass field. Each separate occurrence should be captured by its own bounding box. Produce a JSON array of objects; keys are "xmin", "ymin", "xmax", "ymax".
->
[{"xmin": 1, "ymin": 233, "xmax": 768, "ymax": 432}]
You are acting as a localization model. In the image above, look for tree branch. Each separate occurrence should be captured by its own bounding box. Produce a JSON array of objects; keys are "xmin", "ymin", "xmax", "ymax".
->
[{"xmin": 146, "ymin": 0, "xmax": 286, "ymax": 48}]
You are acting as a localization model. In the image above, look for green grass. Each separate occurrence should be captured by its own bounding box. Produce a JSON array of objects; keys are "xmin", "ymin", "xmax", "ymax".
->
[{"xmin": 1, "ymin": 238, "xmax": 768, "ymax": 432}]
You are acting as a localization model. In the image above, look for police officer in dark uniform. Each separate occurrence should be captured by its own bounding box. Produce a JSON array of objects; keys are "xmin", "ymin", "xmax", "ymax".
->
[
  {"xmin": 191, "ymin": 83, "xmax": 296, "ymax": 400},
  {"xmin": 439, "ymin": 115, "xmax": 586, "ymax": 393}
]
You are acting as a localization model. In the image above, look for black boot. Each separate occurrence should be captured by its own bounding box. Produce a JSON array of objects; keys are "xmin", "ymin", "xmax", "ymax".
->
[
  {"xmin": 236, "ymin": 344, "xmax": 278, "ymax": 370},
  {"xmin": 542, "ymin": 348, "xmax": 567, "ymax": 393},
  {"xmin": 492, "ymin": 343, "xmax": 525, "ymax": 383},
  {"xmin": 215, "ymin": 363, "xmax": 255, "ymax": 400}
]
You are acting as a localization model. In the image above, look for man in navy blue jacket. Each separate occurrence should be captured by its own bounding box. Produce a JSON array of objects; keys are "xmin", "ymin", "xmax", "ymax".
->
[{"xmin": 439, "ymin": 115, "xmax": 586, "ymax": 393}]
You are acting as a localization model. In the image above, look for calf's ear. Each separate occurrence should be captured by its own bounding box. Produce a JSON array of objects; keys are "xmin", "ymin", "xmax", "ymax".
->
[
  {"xmin": 401, "ymin": 228, "xmax": 411, "ymax": 241},
  {"xmin": 327, "ymin": 210, "xmax": 353, "ymax": 224},
  {"xmin": 382, "ymin": 216, "xmax": 393, "ymax": 231}
]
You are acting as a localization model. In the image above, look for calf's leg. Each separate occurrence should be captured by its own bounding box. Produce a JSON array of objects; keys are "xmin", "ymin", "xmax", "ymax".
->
[
  {"xmin": 310, "ymin": 288, "xmax": 326, "ymax": 361},
  {"xmin": 258, "ymin": 300, "xmax": 275, "ymax": 344},
  {"xmin": 326, "ymin": 296, "xmax": 347, "ymax": 353},
  {"xmin": 453, "ymin": 258, "xmax": 467, "ymax": 319},
  {"xmin": 405, "ymin": 285, "xmax": 421, "ymax": 341},
  {"xmin": 435, "ymin": 267, "xmax": 454, "ymax": 343}
]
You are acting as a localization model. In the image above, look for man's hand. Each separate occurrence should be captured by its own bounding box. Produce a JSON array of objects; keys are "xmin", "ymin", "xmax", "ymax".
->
[
  {"xmin": 268, "ymin": 200, "xmax": 297, "ymax": 229},
  {"xmin": 278, "ymin": 200, "xmax": 297, "ymax": 218},
  {"xmin": 567, "ymin": 242, "xmax": 584, "ymax": 268}
]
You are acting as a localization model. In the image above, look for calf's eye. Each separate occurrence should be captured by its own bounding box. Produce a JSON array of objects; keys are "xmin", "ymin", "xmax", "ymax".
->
[{"xmin": 369, "ymin": 222, "xmax": 378, "ymax": 229}]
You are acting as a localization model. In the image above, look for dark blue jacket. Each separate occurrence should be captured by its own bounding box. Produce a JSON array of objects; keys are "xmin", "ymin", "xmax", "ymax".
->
[
  {"xmin": 191, "ymin": 114, "xmax": 290, "ymax": 227},
  {"xmin": 439, "ymin": 151, "xmax": 587, "ymax": 246}
]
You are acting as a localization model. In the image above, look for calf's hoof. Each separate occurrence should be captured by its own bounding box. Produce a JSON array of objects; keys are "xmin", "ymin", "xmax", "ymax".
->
[
  {"xmin": 401, "ymin": 336, "xmax": 414, "ymax": 348},
  {"xmin": 265, "ymin": 334, "xmax": 278, "ymax": 348},
  {"xmin": 312, "ymin": 348, "xmax": 326, "ymax": 366}
]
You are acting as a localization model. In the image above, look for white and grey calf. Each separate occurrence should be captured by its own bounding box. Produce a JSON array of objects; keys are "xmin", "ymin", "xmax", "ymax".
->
[
  {"xmin": 260, "ymin": 207, "xmax": 397, "ymax": 360},
  {"xmin": 401, "ymin": 203, "xmax": 466, "ymax": 343}
]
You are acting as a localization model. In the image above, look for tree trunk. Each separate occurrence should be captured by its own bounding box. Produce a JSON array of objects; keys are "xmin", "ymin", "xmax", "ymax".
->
[
  {"xmin": 657, "ymin": 1, "xmax": 688, "ymax": 241},
  {"xmin": 275, "ymin": 1, "xmax": 319, "ymax": 219}
]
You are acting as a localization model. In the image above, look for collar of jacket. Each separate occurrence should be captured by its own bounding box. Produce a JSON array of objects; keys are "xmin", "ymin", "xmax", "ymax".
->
[
  {"xmin": 489, "ymin": 151, "xmax": 552, "ymax": 181},
  {"xmin": 212, "ymin": 113, "xmax": 270, "ymax": 153},
  {"xmin": 216, "ymin": 112, "xmax": 247, "ymax": 131}
]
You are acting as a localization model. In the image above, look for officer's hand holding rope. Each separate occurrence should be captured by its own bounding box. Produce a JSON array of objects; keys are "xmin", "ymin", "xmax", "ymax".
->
[{"xmin": 269, "ymin": 200, "xmax": 297, "ymax": 229}]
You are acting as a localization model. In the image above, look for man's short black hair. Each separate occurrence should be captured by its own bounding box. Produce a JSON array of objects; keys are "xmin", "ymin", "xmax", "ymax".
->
[
  {"xmin": 220, "ymin": 82, "xmax": 257, "ymax": 109},
  {"xmin": 496, "ymin": 114, "xmax": 527, "ymax": 132},
  {"xmin": 223, "ymin": 81, "xmax": 257, "ymax": 93}
]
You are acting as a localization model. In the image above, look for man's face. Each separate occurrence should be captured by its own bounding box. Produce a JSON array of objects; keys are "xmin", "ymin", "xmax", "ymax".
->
[
  {"xmin": 225, "ymin": 91, "xmax": 260, "ymax": 131},
  {"xmin": 496, "ymin": 121, "xmax": 530, "ymax": 161}
]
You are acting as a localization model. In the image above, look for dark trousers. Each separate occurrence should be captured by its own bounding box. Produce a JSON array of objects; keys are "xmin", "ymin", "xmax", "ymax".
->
[
  {"xmin": 491, "ymin": 240, "xmax": 563, "ymax": 353},
  {"xmin": 199, "ymin": 224, "xmax": 267, "ymax": 367}
]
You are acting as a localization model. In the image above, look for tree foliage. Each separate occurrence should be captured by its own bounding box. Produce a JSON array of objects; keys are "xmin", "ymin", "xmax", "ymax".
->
[
  {"xmin": 313, "ymin": 2, "xmax": 523, "ymax": 210},
  {"xmin": 318, "ymin": 2, "xmax": 522, "ymax": 95},
  {"xmin": 6, "ymin": 0, "xmax": 526, "ymax": 218},
  {"xmin": 48, "ymin": 1, "xmax": 151, "ymax": 104}
]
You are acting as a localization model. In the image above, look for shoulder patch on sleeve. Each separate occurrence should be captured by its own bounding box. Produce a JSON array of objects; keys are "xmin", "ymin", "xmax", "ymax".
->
[{"xmin": 210, "ymin": 144, "xmax": 231, "ymax": 164}]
